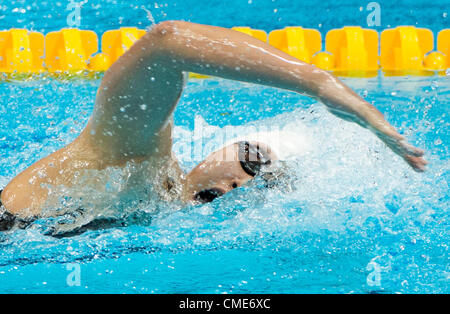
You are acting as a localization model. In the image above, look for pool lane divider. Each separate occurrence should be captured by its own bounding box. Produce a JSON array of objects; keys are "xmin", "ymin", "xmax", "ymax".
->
[
  {"xmin": 0, "ymin": 29, "xmax": 45, "ymax": 74},
  {"xmin": 0, "ymin": 26, "xmax": 449, "ymax": 79},
  {"xmin": 381, "ymin": 26, "xmax": 440, "ymax": 76},
  {"xmin": 93, "ymin": 27, "xmax": 147, "ymax": 71},
  {"xmin": 437, "ymin": 29, "xmax": 450, "ymax": 69},
  {"xmin": 269, "ymin": 27, "xmax": 322, "ymax": 64},
  {"xmin": 45, "ymin": 29, "xmax": 98, "ymax": 72}
]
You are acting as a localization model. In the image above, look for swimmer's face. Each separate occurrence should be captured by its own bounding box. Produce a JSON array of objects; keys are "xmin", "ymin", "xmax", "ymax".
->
[{"xmin": 185, "ymin": 142, "xmax": 274, "ymax": 203}]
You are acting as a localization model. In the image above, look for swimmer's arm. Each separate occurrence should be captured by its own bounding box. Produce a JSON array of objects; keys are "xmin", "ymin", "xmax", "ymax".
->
[
  {"xmin": 140, "ymin": 21, "xmax": 426, "ymax": 171},
  {"xmin": 97, "ymin": 21, "xmax": 425, "ymax": 171}
]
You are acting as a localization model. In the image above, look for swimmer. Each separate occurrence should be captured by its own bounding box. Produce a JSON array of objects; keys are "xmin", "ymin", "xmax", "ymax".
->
[{"xmin": 0, "ymin": 21, "xmax": 427, "ymax": 227}]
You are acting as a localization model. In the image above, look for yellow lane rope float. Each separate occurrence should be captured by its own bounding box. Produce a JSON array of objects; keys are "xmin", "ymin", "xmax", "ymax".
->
[{"xmin": 0, "ymin": 26, "xmax": 448, "ymax": 79}]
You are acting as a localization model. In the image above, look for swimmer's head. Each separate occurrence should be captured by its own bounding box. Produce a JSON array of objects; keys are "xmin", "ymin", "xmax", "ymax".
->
[{"xmin": 185, "ymin": 141, "xmax": 277, "ymax": 203}]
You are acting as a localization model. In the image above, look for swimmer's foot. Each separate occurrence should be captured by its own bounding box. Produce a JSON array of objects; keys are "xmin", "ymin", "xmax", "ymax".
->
[{"xmin": 375, "ymin": 130, "xmax": 428, "ymax": 172}]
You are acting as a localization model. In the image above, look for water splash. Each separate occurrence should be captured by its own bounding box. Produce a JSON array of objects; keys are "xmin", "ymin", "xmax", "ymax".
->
[
  {"xmin": 141, "ymin": 5, "xmax": 156, "ymax": 30},
  {"xmin": 0, "ymin": 76, "xmax": 448, "ymax": 293}
]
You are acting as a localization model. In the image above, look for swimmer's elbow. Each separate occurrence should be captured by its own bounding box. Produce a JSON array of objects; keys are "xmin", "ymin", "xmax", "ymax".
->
[
  {"xmin": 151, "ymin": 20, "xmax": 180, "ymax": 37},
  {"xmin": 145, "ymin": 20, "xmax": 183, "ymax": 48},
  {"xmin": 130, "ymin": 20, "xmax": 182, "ymax": 61}
]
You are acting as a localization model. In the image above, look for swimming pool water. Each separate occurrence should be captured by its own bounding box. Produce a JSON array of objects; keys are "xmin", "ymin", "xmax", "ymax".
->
[
  {"xmin": 1, "ymin": 0, "xmax": 448, "ymax": 38},
  {"xmin": 0, "ymin": 74, "xmax": 448, "ymax": 294},
  {"xmin": 0, "ymin": 0, "xmax": 449, "ymax": 294}
]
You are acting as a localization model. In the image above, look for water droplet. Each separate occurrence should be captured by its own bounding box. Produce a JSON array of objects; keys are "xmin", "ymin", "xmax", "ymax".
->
[
  {"xmin": 37, "ymin": 170, "xmax": 46, "ymax": 178},
  {"xmin": 431, "ymin": 81, "xmax": 439, "ymax": 90}
]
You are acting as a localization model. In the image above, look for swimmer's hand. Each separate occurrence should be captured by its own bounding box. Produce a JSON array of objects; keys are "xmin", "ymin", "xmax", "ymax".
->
[
  {"xmin": 325, "ymin": 101, "xmax": 427, "ymax": 172},
  {"xmin": 372, "ymin": 126, "xmax": 428, "ymax": 172}
]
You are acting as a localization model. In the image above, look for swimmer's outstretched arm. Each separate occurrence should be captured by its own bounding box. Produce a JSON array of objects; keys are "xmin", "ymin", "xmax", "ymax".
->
[
  {"xmin": 97, "ymin": 21, "xmax": 426, "ymax": 171},
  {"xmin": 0, "ymin": 21, "xmax": 426, "ymax": 218}
]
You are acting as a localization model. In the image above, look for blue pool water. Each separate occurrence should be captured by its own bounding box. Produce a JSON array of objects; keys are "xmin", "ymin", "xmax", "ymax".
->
[
  {"xmin": 0, "ymin": 0, "xmax": 449, "ymax": 294},
  {"xmin": 0, "ymin": 75, "xmax": 448, "ymax": 294},
  {"xmin": 1, "ymin": 0, "xmax": 448, "ymax": 37}
]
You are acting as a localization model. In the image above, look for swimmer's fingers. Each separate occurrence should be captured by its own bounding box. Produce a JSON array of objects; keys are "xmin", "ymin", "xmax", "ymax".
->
[
  {"xmin": 404, "ymin": 155, "xmax": 428, "ymax": 173},
  {"xmin": 399, "ymin": 140, "xmax": 425, "ymax": 157},
  {"xmin": 379, "ymin": 134, "xmax": 428, "ymax": 172},
  {"xmin": 369, "ymin": 119, "xmax": 425, "ymax": 158},
  {"xmin": 377, "ymin": 132, "xmax": 425, "ymax": 158}
]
